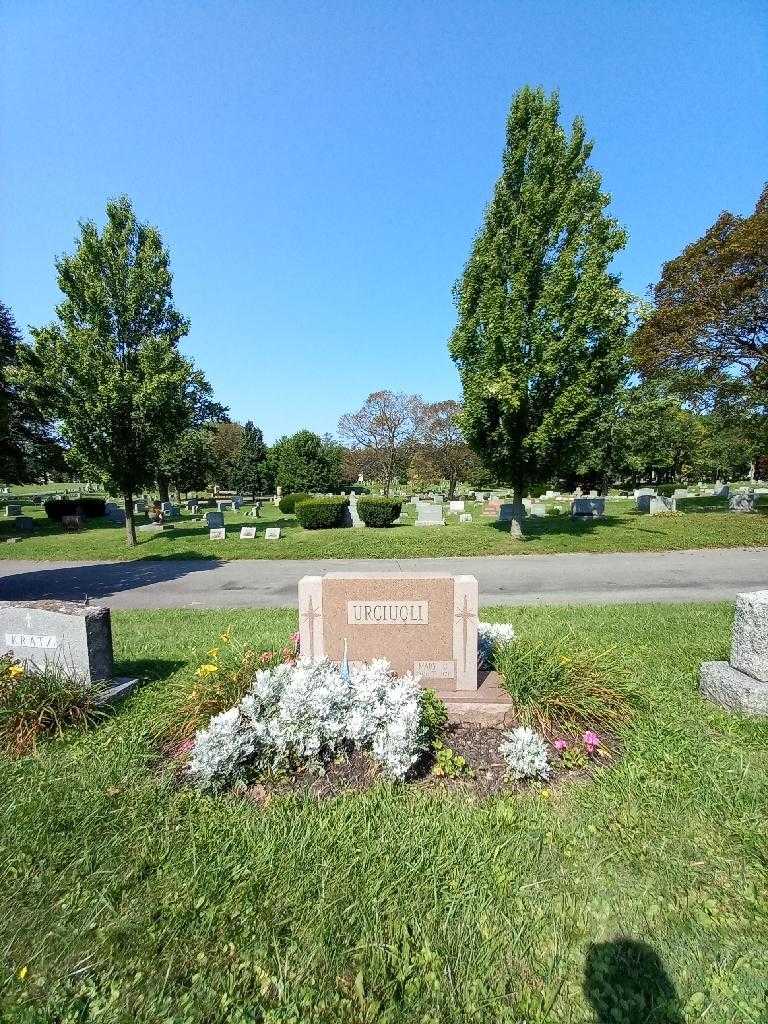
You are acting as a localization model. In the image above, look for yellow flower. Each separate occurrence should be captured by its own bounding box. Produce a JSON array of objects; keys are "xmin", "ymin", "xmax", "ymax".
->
[
  {"xmin": 206, "ymin": 647, "xmax": 220, "ymax": 659},
  {"xmin": 18, "ymin": 966, "xmax": 28, "ymax": 980},
  {"xmin": 220, "ymin": 629, "xmax": 231, "ymax": 644},
  {"xmin": 540, "ymin": 788, "xmax": 551, "ymax": 800},
  {"xmin": 196, "ymin": 663, "xmax": 219, "ymax": 677},
  {"xmin": 8, "ymin": 664, "xmax": 24, "ymax": 679}
]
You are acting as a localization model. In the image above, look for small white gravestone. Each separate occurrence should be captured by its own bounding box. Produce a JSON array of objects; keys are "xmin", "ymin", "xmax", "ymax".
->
[
  {"xmin": 265, "ymin": 527, "xmax": 282, "ymax": 540},
  {"xmin": 459, "ymin": 512, "xmax": 472, "ymax": 523},
  {"xmin": 449, "ymin": 500, "xmax": 465, "ymax": 513},
  {"xmin": 209, "ymin": 527, "xmax": 226, "ymax": 540},
  {"xmin": 239, "ymin": 526, "xmax": 256, "ymax": 539}
]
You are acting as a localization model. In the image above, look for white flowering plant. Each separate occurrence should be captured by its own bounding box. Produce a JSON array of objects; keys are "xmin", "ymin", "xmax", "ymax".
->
[
  {"xmin": 499, "ymin": 726, "xmax": 551, "ymax": 782},
  {"xmin": 186, "ymin": 657, "xmax": 431, "ymax": 790},
  {"xmin": 477, "ymin": 622, "xmax": 516, "ymax": 669}
]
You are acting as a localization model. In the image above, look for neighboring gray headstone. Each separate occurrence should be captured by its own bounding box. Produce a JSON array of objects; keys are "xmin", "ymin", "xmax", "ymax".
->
[
  {"xmin": 265, "ymin": 527, "xmax": 282, "ymax": 540},
  {"xmin": 0, "ymin": 600, "xmax": 113, "ymax": 683},
  {"xmin": 134, "ymin": 500, "xmax": 147, "ymax": 514},
  {"xmin": 13, "ymin": 516, "xmax": 35, "ymax": 531},
  {"xmin": 529, "ymin": 503, "xmax": 546, "ymax": 517},
  {"xmin": 700, "ymin": 590, "xmax": 768, "ymax": 716},
  {"xmin": 5, "ymin": 504, "xmax": 21, "ymax": 517},
  {"xmin": 415, "ymin": 504, "xmax": 444, "ymax": 527},
  {"xmin": 216, "ymin": 500, "xmax": 232, "ymax": 512},
  {"xmin": 713, "ymin": 482, "xmax": 730, "ymax": 498},
  {"xmin": 650, "ymin": 496, "xmax": 676, "ymax": 515},
  {"xmin": 636, "ymin": 494, "xmax": 654, "ymax": 513},
  {"xmin": 571, "ymin": 498, "xmax": 605, "ymax": 518},
  {"xmin": 205, "ymin": 511, "xmax": 225, "ymax": 529},
  {"xmin": 729, "ymin": 492, "xmax": 755, "ymax": 513},
  {"xmin": 731, "ymin": 591, "xmax": 768, "ymax": 683}
]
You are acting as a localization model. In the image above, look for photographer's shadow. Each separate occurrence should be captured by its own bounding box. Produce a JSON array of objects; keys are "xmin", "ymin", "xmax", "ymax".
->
[{"xmin": 585, "ymin": 940, "xmax": 683, "ymax": 1023}]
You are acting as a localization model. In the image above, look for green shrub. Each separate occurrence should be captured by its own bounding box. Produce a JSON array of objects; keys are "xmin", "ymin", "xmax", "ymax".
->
[
  {"xmin": 420, "ymin": 688, "xmax": 448, "ymax": 743},
  {"xmin": 494, "ymin": 628, "xmax": 639, "ymax": 734},
  {"xmin": 0, "ymin": 655, "xmax": 105, "ymax": 758},
  {"xmin": 278, "ymin": 492, "xmax": 312, "ymax": 514},
  {"xmin": 657, "ymin": 484, "xmax": 676, "ymax": 497},
  {"xmin": 357, "ymin": 496, "xmax": 402, "ymax": 527},
  {"xmin": 295, "ymin": 496, "xmax": 349, "ymax": 529}
]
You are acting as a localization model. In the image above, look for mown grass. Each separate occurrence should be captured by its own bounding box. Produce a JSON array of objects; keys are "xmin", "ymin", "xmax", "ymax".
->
[
  {"xmin": 2, "ymin": 496, "xmax": 768, "ymax": 561},
  {"xmin": 1, "ymin": 603, "xmax": 767, "ymax": 1022}
]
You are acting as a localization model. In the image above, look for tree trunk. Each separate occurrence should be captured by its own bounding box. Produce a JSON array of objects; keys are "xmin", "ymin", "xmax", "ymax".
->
[
  {"xmin": 510, "ymin": 479, "xmax": 525, "ymax": 537},
  {"xmin": 447, "ymin": 477, "xmax": 457, "ymax": 500},
  {"xmin": 123, "ymin": 491, "xmax": 137, "ymax": 547},
  {"xmin": 157, "ymin": 474, "xmax": 170, "ymax": 503}
]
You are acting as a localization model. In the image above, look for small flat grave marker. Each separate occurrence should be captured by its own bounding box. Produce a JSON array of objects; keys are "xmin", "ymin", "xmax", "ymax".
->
[
  {"xmin": 209, "ymin": 527, "xmax": 226, "ymax": 540},
  {"xmin": 239, "ymin": 526, "xmax": 256, "ymax": 539},
  {"xmin": 265, "ymin": 527, "xmax": 282, "ymax": 540}
]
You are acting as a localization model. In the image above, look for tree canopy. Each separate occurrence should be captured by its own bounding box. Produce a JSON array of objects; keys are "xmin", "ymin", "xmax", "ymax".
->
[
  {"xmin": 634, "ymin": 184, "xmax": 768, "ymax": 411},
  {"xmin": 30, "ymin": 196, "xmax": 195, "ymax": 545},
  {"xmin": 449, "ymin": 86, "xmax": 630, "ymax": 524},
  {"xmin": 273, "ymin": 430, "xmax": 343, "ymax": 494}
]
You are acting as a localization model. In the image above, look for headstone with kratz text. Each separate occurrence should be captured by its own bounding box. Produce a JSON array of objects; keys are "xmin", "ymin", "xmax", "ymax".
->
[
  {"xmin": 265, "ymin": 527, "xmax": 282, "ymax": 540},
  {"xmin": 240, "ymin": 526, "xmax": 256, "ymax": 539},
  {"xmin": 1, "ymin": 600, "xmax": 110, "ymax": 684},
  {"xmin": 299, "ymin": 572, "xmax": 478, "ymax": 690}
]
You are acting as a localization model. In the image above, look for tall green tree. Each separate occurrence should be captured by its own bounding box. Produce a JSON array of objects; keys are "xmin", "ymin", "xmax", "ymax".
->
[
  {"xmin": 273, "ymin": 430, "xmax": 343, "ymax": 494},
  {"xmin": 449, "ymin": 87, "xmax": 630, "ymax": 530},
  {"xmin": 30, "ymin": 197, "xmax": 193, "ymax": 545},
  {"xmin": 231, "ymin": 421, "xmax": 272, "ymax": 499},
  {"xmin": 0, "ymin": 301, "xmax": 62, "ymax": 482}
]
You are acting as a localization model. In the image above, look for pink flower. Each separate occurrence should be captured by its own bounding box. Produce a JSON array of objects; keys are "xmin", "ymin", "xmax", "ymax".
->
[
  {"xmin": 553, "ymin": 739, "xmax": 568, "ymax": 752},
  {"xmin": 582, "ymin": 730, "xmax": 601, "ymax": 750},
  {"xmin": 259, "ymin": 651, "xmax": 275, "ymax": 665},
  {"xmin": 291, "ymin": 631, "xmax": 300, "ymax": 651}
]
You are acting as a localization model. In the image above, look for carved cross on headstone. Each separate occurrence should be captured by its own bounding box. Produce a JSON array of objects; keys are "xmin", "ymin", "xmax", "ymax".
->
[
  {"xmin": 301, "ymin": 596, "xmax": 320, "ymax": 661},
  {"xmin": 454, "ymin": 594, "xmax": 475, "ymax": 674}
]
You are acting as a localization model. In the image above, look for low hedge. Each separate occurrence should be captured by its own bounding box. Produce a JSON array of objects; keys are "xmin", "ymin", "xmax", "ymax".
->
[
  {"xmin": 357, "ymin": 496, "xmax": 402, "ymax": 527},
  {"xmin": 44, "ymin": 498, "xmax": 106, "ymax": 521},
  {"xmin": 279, "ymin": 493, "xmax": 312, "ymax": 514},
  {"xmin": 295, "ymin": 496, "xmax": 349, "ymax": 529}
]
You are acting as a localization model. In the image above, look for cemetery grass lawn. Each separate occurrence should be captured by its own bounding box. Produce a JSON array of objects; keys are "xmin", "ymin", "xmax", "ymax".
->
[
  {"xmin": 3, "ymin": 496, "xmax": 768, "ymax": 561},
  {"xmin": 1, "ymin": 604, "xmax": 767, "ymax": 1022}
]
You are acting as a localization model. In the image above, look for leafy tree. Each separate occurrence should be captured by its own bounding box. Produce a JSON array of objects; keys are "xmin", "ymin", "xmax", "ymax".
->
[
  {"xmin": 161, "ymin": 428, "xmax": 216, "ymax": 495},
  {"xmin": 338, "ymin": 391, "xmax": 423, "ymax": 496},
  {"xmin": 412, "ymin": 400, "xmax": 479, "ymax": 498},
  {"xmin": 449, "ymin": 87, "xmax": 630, "ymax": 529},
  {"xmin": 0, "ymin": 301, "xmax": 62, "ymax": 482},
  {"xmin": 30, "ymin": 197, "xmax": 193, "ymax": 545},
  {"xmin": 634, "ymin": 184, "xmax": 768, "ymax": 411},
  {"xmin": 273, "ymin": 430, "xmax": 343, "ymax": 494},
  {"xmin": 208, "ymin": 421, "xmax": 244, "ymax": 490},
  {"xmin": 155, "ymin": 370, "xmax": 228, "ymax": 500},
  {"xmin": 231, "ymin": 421, "xmax": 272, "ymax": 499}
]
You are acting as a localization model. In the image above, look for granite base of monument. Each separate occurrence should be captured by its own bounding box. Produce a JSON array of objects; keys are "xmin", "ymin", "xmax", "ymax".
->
[{"xmin": 699, "ymin": 590, "xmax": 768, "ymax": 716}]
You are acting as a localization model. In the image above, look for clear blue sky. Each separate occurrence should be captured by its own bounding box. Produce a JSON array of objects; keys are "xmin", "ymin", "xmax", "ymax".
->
[{"xmin": 2, "ymin": 0, "xmax": 766, "ymax": 443}]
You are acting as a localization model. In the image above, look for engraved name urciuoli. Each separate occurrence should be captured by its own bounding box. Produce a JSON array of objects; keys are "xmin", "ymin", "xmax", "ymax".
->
[{"xmin": 346, "ymin": 601, "xmax": 429, "ymax": 625}]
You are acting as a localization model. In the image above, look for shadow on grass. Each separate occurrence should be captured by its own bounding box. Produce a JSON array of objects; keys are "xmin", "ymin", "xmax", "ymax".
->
[
  {"xmin": 0, "ymin": 559, "xmax": 223, "ymax": 602},
  {"xmin": 113, "ymin": 657, "xmax": 186, "ymax": 683},
  {"xmin": 584, "ymin": 939, "xmax": 683, "ymax": 1024}
]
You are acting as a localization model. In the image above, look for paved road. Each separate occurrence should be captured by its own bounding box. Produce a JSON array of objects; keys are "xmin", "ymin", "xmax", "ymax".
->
[{"xmin": 1, "ymin": 548, "xmax": 766, "ymax": 608}]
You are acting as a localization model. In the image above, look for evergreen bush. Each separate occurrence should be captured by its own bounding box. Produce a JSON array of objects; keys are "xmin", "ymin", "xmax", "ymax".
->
[
  {"xmin": 295, "ymin": 496, "xmax": 349, "ymax": 529},
  {"xmin": 357, "ymin": 496, "xmax": 402, "ymax": 527},
  {"xmin": 278, "ymin": 492, "xmax": 312, "ymax": 515}
]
